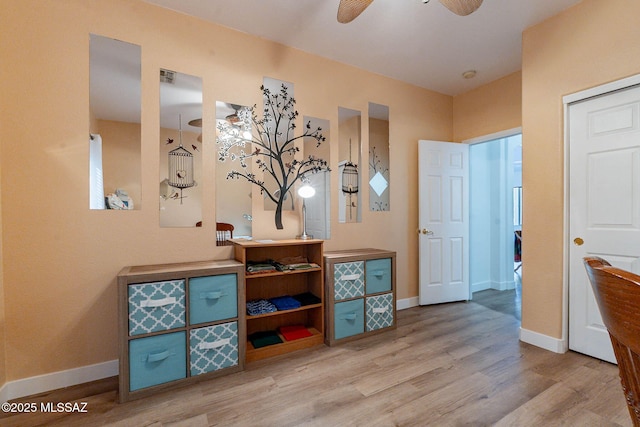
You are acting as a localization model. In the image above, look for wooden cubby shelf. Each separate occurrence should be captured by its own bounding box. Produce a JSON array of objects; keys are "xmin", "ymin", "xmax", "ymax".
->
[{"xmin": 232, "ymin": 239, "xmax": 325, "ymax": 363}]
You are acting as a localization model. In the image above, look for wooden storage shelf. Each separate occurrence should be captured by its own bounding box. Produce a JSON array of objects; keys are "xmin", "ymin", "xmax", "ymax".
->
[
  {"xmin": 233, "ymin": 239, "xmax": 325, "ymax": 362},
  {"xmin": 324, "ymin": 249, "xmax": 396, "ymax": 346},
  {"xmin": 246, "ymin": 328, "xmax": 323, "ymax": 363},
  {"xmin": 117, "ymin": 259, "xmax": 245, "ymax": 403},
  {"xmin": 245, "ymin": 267, "xmax": 322, "ymax": 279},
  {"xmin": 246, "ymin": 303, "xmax": 323, "ymax": 320}
]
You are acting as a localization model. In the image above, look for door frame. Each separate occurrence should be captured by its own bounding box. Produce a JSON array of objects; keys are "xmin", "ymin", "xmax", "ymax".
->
[
  {"xmin": 562, "ymin": 73, "xmax": 640, "ymax": 349},
  {"xmin": 464, "ymin": 127, "xmax": 522, "ymax": 297}
]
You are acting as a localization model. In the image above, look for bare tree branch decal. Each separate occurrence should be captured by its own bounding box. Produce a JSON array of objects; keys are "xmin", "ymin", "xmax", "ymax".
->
[{"xmin": 216, "ymin": 84, "xmax": 330, "ymax": 229}]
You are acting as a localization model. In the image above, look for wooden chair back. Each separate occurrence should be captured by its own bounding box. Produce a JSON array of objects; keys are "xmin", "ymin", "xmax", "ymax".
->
[
  {"xmin": 216, "ymin": 222, "xmax": 234, "ymax": 246},
  {"xmin": 583, "ymin": 256, "xmax": 640, "ymax": 426}
]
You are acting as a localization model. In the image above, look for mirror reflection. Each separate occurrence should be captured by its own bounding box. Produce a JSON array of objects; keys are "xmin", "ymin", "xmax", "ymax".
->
[
  {"xmin": 215, "ymin": 101, "xmax": 252, "ymax": 239},
  {"xmin": 159, "ymin": 70, "xmax": 203, "ymax": 227},
  {"xmin": 303, "ymin": 116, "xmax": 331, "ymax": 239},
  {"xmin": 89, "ymin": 34, "xmax": 141, "ymax": 210},
  {"xmin": 338, "ymin": 107, "xmax": 361, "ymax": 223},
  {"xmin": 368, "ymin": 103, "xmax": 390, "ymax": 211}
]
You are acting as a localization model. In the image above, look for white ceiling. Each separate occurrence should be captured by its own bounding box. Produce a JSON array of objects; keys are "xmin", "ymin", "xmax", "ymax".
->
[{"xmin": 142, "ymin": 0, "xmax": 583, "ymax": 96}]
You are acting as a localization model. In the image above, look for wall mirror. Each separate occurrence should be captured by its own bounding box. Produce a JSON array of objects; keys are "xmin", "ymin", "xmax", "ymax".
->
[
  {"xmin": 368, "ymin": 102, "xmax": 390, "ymax": 211},
  {"xmin": 338, "ymin": 106, "xmax": 362, "ymax": 223},
  {"xmin": 159, "ymin": 70, "xmax": 203, "ymax": 227},
  {"xmin": 89, "ymin": 34, "xmax": 141, "ymax": 210},
  {"xmin": 215, "ymin": 101, "xmax": 253, "ymax": 238},
  {"xmin": 303, "ymin": 116, "xmax": 331, "ymax": 239}
]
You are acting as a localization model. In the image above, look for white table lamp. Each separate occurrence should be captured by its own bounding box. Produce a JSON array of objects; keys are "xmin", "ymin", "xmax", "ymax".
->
[{"xmin": 297, "ymin": 184, "xmax": 316, "ymax": 240}]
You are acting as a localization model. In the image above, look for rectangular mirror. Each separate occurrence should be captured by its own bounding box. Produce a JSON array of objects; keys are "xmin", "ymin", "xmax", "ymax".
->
[
  {"xmin": 338, "ymin": 107, "xmax": 361, "ymax": 223},
  {"xmin": 215, "ymin": 101, "xmax": 253, "ymax": 240},
  {"xmin": 89, "ymin": 34, "xmax": 141, "ymax": 210},
  {"xmin": 303, "ymin": 116, "xmax": 331, "ymax": 239},
  {"xmin": 368, "ymin": 102, "xmax": 390, "ymax": 211},
  {"xmin": 159, "ymin": 70, "xmax": 203, "ymax": 228}
]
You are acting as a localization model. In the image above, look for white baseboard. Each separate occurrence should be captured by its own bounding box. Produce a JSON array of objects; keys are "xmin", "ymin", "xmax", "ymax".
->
[
  {"xmin": 471, "ymin": 281, "xmax": 491, "ymax": 293},
  {"xmin": 519, "ymin": 327, "xmax": 568, "ymax": 354},
  {"xmin": 397, "ymin": 296, "xmax": 419, "ymax": 310},
  {"xmin": 472, "ymin": 280, "xmax": 516, "ymax": 293},
  {"xmin": 0, "ymin": 359, "xmax": 118, "ymax": 402}
]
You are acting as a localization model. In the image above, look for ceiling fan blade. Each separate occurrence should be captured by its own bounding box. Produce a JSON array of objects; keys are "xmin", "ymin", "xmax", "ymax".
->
[
  {"xmin": 337, "ymin": 0, "xmax": 374, "ymax": 23},
  {"xmin": 439, "ymin": 0, "xmax": 483, "ymax": 16}
]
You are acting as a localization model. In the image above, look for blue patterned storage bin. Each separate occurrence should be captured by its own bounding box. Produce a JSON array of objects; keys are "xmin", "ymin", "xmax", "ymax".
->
[
  {"xmin": 129, "ymin": 331, "xmax": 186, "ymax": 391},
  {"xmin": 128, "ymin": 280, "xmax": 186, "ymax": 336},
  {"xmin": 334, "ymin": 299, "xmax": 364, "ymax": 339},
  {"xmin": 189, "ymin": 274, "xmax": 238, "ymax": 325},
  {"xmin": 190, "ymin": 322, "xmax": 238, "ymax": 376},
  {"xmin": 366, "ymin": 293, "xmax": 394, "ymax": 331},
  {"xmin": 365, "ymin": 258, "xmax": 392, "ymax": 294},
  {"xmin": 334, "ymin": 261, "xmax": 365, "ymax": 300}
]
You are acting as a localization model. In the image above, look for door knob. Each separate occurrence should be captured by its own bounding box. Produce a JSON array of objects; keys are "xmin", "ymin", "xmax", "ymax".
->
[
  {"xmin": 422, "ymin": 229, "xmax": 434, "ymax": 235},
  {"xmin": 573, "ymin": 237, "xmax": 584, "ymax": 246}
]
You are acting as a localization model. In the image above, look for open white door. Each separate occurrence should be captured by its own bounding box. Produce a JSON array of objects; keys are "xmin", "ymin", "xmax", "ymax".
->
[
  {"xmin": 568, "ymin": 83, "xmax": 640, "ymax": 363},
  {"xmin": 419, "ymin": 140, "xmax": 470, "ymax": 305},
  {"xmin": 304, "ymin": 171, "xmax": 330, "ymax": 239}
]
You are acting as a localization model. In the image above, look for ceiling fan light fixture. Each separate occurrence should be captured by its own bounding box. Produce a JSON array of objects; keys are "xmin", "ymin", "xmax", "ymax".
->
[
  {"xmin": 439, "ymin": 0, "xmax": 483, "ymax": 16},
  {"xmin": 337, "ymin": 0, "xmax": 373, "ymax": 23}
]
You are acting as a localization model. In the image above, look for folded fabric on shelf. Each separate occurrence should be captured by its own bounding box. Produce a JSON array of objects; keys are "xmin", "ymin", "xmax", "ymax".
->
[
  {"xmin": 269, "ymin": 295, "xmax": 301, "ymax": 311},
  {"xmin": 249, "ymin": 330, "xmax": 283, "ymax": 348},
  {"xmin": 286, "ymin": 263, "xmax": 319, "ymax": 270},
  {"xmin": 279, "ymin": 325, "xmax": 313, "ymax": 341},
  {"xmin": 246, "ymin": 299, "xmax": 278, "ymax": 316},
  {"xmin": 292, "ymin": 292, "xmax": 321, "ymax": 306},
  {"xmin": 246, "ymin": 259, "xmax": 287, "ymax": 273}
]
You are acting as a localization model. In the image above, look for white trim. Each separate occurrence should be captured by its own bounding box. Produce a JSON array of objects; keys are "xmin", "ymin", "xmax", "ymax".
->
[
  {"xmin": 397, "ymin": 296, "xmax": 419, "ymax": 310},
  {"xmin": 471, "ymin": 280, "xmax": 491, "ymax": 293},
  {"xmin": 462, "ymin": 127, "xmax": 522, "ymax": 145},
  {"xmin": 561, "ymin": 73, "xmax": 640, "ymax": 353},
  {"xmin": 563, "ymin": 73, "xmax": 640, "ymax": 104},
  {"xmin": 519, "ymin": 327, "xmax": 567, "ymax": 354},
  {"xmin": 562, "ymin": 98, "xmax": 572, "ymax": 352},
  {"xmin": 0, "ymin": 359, "xmax": 118, "ymax": 401}
]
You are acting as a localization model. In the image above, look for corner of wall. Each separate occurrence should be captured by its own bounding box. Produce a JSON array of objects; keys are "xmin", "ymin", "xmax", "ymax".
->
[{"xmin": 519, "ymin": 327, "xmax": 568, "ymax": 354}]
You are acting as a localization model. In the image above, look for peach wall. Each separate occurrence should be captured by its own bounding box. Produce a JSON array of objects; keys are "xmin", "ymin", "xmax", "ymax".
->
[
  {"xmin": 0, "ymin": 135, "xmax": 4, "ymax": 387},
  {"xmin": 521, "ymin": 0, "xmax": 640, "ymax": 338},
  {"xmin": 0, "ymin": 0, "xmax": 451, "ymax": 382},
  {"xmin": 452, "ymin": 71, "xmax": 522, "ymax": 142}
]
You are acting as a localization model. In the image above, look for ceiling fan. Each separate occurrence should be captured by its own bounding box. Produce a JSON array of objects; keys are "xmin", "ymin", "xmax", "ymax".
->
[{"xmin": 337, "ymin": 0, "xmax": 483, "ymax": 23}]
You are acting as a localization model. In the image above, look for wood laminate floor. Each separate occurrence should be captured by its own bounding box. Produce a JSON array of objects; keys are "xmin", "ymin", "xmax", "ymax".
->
[{"xmin": 1, "ymin": 286, "xmax": 631, "ymax": 426}]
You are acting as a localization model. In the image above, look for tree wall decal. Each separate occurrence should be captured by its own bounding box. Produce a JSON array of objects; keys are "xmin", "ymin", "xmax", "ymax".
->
[{"xmin": 216, "ymin": 84, "xmax": 330, "ymax": 230}]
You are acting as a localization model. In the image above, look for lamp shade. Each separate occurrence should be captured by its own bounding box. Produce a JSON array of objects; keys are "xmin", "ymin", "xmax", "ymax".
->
[{"xmin": 298, "ymin": 184, "xmax": 316, "ymax": 199}]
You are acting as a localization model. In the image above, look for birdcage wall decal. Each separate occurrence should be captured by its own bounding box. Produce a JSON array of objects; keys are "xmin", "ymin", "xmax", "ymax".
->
[
  {"xmin": 341, "ymin": 162, "xmax": 359, "ymax": 194},
  {"xmin": 342, "ymin": 138, "xmax": 359, "ymax": 194},
  {"xmin": 168, "ymin": 146, "xmax": 194, "ymax": 188},
  {"xmin": 166, "ymin": 115, "xmax": 196, "ymax": 204}
]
